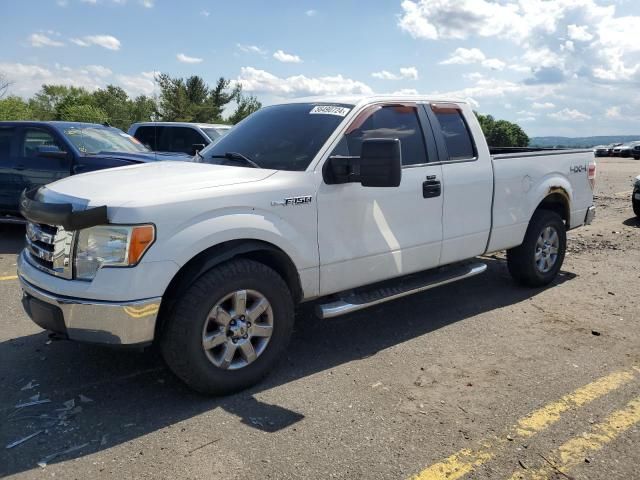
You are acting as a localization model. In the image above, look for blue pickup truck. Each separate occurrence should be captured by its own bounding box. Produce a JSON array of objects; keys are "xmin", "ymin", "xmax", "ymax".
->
[{"xmin": 0, "ymin": 121, "xmax": 191, "ymax": 221}]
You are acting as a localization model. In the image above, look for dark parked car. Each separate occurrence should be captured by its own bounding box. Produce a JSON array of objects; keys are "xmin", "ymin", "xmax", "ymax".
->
[
  {"xmin": 128, "ymin": 122, "xmax": 232, "ymax": 155},
  {"xmin": 593, "ymin": 145, "xmax": 609, "ymax": 157},
  {"xmin": 0, "ymin": 121, "xmax": 190, "ymax": 221},
  {"xmin": 633, "ymin": 144, "xmax": 640, "ymax": 160}
]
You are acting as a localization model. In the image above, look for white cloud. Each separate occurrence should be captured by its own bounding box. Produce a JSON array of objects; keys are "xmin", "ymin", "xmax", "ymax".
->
[
  {"xmin": 71, "ymin": 35, "xmax": 121, "ymax": 50},
  {"xmin": 84, "ymin": 65, "xmax": 112, "ymax": 77},
  {"xmin": 116, "ymin": 71, "xmax": 157, "ymax": 96},
  {"xmin": 605, "ymin": 106, "xmax": 621, "ymax": 119},
  {"xmin": 200, "ymin": 10, "xmax": 210, "ymax": 17},
  {"xmin": 548, "ymin": 108, "xmax": 591, "ymax": 121},
  {"xmin": 372, "ymin": 66, "xmax": 418, "ymax": 80},
  {"xmin": 141, "ymin": 0, "xmax": 154, "ymax": 7},
  {"xmin": 176, "ymin": 53, "xmax": 203, "ymax": 64},
  {"xmin": 306, "ymin": 9, "xmax": 317, "ymax": 16},
  {"xmin": 237, "ymin": 44, "xmax": 268, "ymax": 55},
  {"xmin": 440, "ymin": 48, "xmax": 505, "ymax": 70},
  {"xmin": 28, "ymin": 33, "xmax": 65, "ymax": 48},
  {"xmin": 392, "ymin": 88, "xmax": 419, "ymax": 95},
  {"xmin": 567, "ymin": 24, "xmax": 593, "ymax": 42},
  {"xmin": 273, "ymin": 49, "xmax": 302, "ymax": 63},
  {"xmin": 532, "ymin": 102, "xmax": 555, "ymax": 109},
  {"xmin": 236, "ymin": 66, "xmax": 373, "ymax": 97}
]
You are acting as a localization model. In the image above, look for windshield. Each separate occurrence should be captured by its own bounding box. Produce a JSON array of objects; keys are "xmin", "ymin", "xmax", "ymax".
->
[
  {"xmin": 198, "ymin": 103, "xmax": 353, "ymax": 171},
  {"xmin": 62, "ymin": 126, "xmax": 150, "ymax": 154},
  {"xmin": 202, "ymin": 127, "xmax": 231, "ymax": 141}
]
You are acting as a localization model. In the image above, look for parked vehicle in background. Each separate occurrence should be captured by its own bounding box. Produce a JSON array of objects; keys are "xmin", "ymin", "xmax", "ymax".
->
[
  {"xmin": 593, "ymin": 145, "xmax": 609, "ymax": 157},
  {"xmin": 128, "ymin": 122, "xmax": 232, "ymax": 156},
  {"xmin": 17, "ymin": 96, "xmax": 597, "ymax": 395},
  {"xmin": 632, "ymin": 144, "xmax": 640, "ymax": 160},
  {"xmin": 607, "ymin": 143, "xmax": 622, "ymax": 156},
  {"xmin": 634, "ymin": 176, "xmax": 640, "ymax": 217},
  {"xmin": 0, "ymin": 121, "xmax": 190, "ymax": 221},
  {"xmin": 612, "ymin": 143, "xmax": 640, "ymax": 158}
]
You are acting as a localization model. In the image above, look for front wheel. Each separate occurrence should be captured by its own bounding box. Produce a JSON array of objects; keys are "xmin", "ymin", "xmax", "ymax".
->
[
  {"xmin": 633, "ymin": 195, "xmax": 640, "ymax": 218},
  {"xmin": 507, "ymin": 210, "xmax": 567, "ymax": 287},
  {"xmin": 160, "ymin": 259, "xmax": 294, "ymax": 395}
]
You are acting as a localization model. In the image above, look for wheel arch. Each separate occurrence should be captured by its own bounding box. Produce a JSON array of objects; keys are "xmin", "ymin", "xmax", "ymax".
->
[
  {"xmin": 535, "ymin": 187, "xmax": 571, "ymax": 229},
  {"xmin": 156, "ymin": 239, "xmax": 303, "ymax": 338}
]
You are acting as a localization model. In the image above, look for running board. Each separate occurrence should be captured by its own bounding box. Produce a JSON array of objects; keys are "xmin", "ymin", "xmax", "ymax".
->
[{"xmin": 316, "ymin": 262, "xmax": 487, "ymax": 319}]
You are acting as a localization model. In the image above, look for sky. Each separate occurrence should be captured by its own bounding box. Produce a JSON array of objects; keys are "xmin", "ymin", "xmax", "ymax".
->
[{"xmin": 1, "ymin": 0, "xmax": 639, "ymax": 137}]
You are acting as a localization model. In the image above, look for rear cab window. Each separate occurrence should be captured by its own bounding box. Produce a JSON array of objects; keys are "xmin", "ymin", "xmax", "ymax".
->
[{"xmin": 431, "ymin": 105, "xmax": 477, "ymax": 161}]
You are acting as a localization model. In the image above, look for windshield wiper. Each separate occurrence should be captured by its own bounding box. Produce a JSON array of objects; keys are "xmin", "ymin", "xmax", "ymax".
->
[{"xmin": 209, "ymin": 152, "xmax": 261, "ymax": 169}]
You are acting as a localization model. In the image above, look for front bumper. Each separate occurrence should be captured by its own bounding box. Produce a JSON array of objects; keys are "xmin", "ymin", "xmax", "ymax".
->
[
  {"xmin": 584, "ymin": 205, "xmax": 596, "ymax": 225},
  {"xmin": 20, "ymin": 276, "xmax": 161, "ymax": 345}
]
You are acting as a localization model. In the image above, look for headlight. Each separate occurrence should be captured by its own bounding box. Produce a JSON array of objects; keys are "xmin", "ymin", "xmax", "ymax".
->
[{"xmin": 74, "ymin": 225, "xmax": 155, "ymax": 280}]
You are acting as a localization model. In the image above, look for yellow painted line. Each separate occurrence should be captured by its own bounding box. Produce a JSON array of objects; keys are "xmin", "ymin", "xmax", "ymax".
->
[
  {"xmin": 0, "ymin": 275, "xmax": 18, "ymax": 281},
  {"xmin": 409, "ymin": 368, "xmax": 637, "ymax": 480},
  {"xmin": 507, "ymin": 396, "xmax": 640, "ymax": 480}
]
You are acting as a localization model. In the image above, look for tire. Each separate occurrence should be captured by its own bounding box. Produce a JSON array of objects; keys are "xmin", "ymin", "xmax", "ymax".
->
[
  {"xmin": 633, "ymin": 196, "xmax": 640, "ymax": 218},
  {"xmin": 633, "ymin": 156, "xmax": 640, "ymax": 160},
  {"xmin": 160, "ymin": 258, "xmax": 294, "ymax": 395},
  {"xmin": 507, "ymin": 210, "xmax": 567, "ymax": 287}
]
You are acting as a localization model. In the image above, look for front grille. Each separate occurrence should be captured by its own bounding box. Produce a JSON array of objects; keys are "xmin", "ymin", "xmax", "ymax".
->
[{"xmin": 25, "ymin": 223, "xmax": 74, "ymax": 279}]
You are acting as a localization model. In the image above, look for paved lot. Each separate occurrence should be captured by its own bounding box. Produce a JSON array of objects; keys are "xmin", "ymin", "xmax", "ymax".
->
[{"xmin": 1, "ymin": 157, "xmax": 639, "ymax": 479}]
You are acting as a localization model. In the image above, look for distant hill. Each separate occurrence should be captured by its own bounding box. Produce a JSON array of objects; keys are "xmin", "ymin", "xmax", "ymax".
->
[{"xmin": 529, "ymin": 135, "xmax": 640, "ymax": 148}]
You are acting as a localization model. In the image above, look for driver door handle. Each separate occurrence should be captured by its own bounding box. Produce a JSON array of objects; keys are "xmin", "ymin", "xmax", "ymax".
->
[{"xmin": 423, "ymin": 179, "xmax": 441, "ymax": 198}]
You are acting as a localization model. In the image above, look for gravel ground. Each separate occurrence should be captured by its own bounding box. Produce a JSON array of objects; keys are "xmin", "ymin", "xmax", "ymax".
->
[{"xmin": 0, "ymin": 156, "xmax": 638, "ymax": 479}]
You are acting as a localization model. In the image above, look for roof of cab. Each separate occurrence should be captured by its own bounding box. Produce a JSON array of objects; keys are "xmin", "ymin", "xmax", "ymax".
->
[
  {"xmin": 129, "ymin": 122, "xmax": 231, "ymax": 128},
  {"xmin": 0, "ymin": 120, "xmax": 108, "ymax": 129},
  {"xmin": 272, "ymin": 94, "xmax": 469, "ymax": 107}
]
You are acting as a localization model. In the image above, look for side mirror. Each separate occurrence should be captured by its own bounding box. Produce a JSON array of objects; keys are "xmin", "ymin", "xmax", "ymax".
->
[
  {"xmin": 323, "ymin": 138, "xmax": 402, "ymax": 187},
  {"xmin": 359, "ymin": 139, "xmax": 402, "ymax": 187},
  {"xmin": 192, "ymin": 143, "xmax": 206, "ymax": 155},
  {"xmin": 36, "ymin": 145, "xmax": 68, "ymax": 160}
]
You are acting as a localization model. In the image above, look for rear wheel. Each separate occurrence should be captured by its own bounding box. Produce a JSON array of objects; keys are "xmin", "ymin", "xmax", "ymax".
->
[
  {"xmin": 507, "ymin": 210, "xmax": 566, "ymax": 287},
  {"xmin": 633, "ymin": 194, "xmax": 640, "ymax": 218},
  {"xmin": 160, "ymin": 259, "xmax": 294, "ymax": 395}
]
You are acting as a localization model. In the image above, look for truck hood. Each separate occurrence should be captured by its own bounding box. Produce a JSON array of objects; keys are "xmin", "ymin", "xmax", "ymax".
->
[
  {"xmin": 88, "ymin": 151, "xmax": 192, "ymax": 163},
  {"xmin": 42, "ymin": 161, "xmax": 276, "ymax": 208}
]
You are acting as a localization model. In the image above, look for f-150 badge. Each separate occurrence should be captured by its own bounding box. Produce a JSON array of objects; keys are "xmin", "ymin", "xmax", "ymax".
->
[{"xmin": 271, "ymin": 196, "xmax": 313, "ymax": 207}]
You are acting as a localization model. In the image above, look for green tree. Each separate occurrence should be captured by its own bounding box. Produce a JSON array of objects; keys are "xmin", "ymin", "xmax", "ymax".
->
[
  {"xmin": 228, "ymin": 93, "xmax": 261, "ymax": 125},
  {"xmin": 92, "ymin": 85, "xmax": 131, "ymax": 129},
  {"xmin": 28, "ymin": 85, "xmax": 93, "ymax": 120},
  {"xmin": 155, "ymin": 73, "xmax": 243, "ymax": 123},
  {"xmin": 59, "ymin": 104, "xmax": 108, "ymax": 123},
  {"xmin": 475, "ymin": 112, "xmax": 529, "ymax": 147},
  {"xmin": 0, "ymin": 96, "xmax": 32, "ymax": 120}
]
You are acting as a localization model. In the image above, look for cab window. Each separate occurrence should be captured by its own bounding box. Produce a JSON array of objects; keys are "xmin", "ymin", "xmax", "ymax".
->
[
  {"xmin": 432, "ymin": 107, "xmax": 476, "ymax": 160},
  {"xmin": 331, "ymin": 105, "xmax": 428, "ymax": 166},
  {"xmin": 22, "ymin": 128, "xmax": 65, "ymax": 158}
]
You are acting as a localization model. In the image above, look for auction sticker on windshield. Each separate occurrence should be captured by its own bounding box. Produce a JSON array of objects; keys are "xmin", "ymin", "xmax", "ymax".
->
[{"xmin": 309, "ymin": 105, "xmax": 351, "ymax": 116}]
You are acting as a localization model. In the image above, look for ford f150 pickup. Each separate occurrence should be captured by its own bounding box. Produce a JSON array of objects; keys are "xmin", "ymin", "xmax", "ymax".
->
[{"xmin": 16, "ymin": 96, "xmax": 597, "ymax": 394}]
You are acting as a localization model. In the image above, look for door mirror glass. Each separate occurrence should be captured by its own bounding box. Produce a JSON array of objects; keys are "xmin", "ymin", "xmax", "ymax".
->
[
  {"xmin": 359, "ymin": 139, "xmax": 402, "ymax": 187},
  {"xmin": 323, "ymin": 138, "xmax": 402, "ymax": 187}
]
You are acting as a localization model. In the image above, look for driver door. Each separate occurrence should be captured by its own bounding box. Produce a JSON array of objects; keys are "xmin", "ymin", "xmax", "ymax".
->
[
  {"xmin": 15, "ymin": 126, "xmax": 72, "ymax": 195},
  {"xmin": 316, "ymin": 103, "xmax": 444, "ymax": 296}
]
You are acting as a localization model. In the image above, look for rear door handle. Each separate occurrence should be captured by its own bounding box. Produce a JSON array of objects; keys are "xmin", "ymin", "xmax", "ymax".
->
[{"xmin": 422, "ymin": 180, "xmax": 441, "ymax": 198}]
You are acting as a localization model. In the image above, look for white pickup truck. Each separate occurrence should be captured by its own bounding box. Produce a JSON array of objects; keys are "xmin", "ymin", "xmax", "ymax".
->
[{"xmin": 17, "ymin": 95, "xmax": 596, "ymax": 394}]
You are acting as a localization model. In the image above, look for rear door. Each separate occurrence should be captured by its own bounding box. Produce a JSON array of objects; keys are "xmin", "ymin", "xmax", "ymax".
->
[
  {"xmin": 15, "ymin": 126, "xmax": 72, "ymax": 195},
  {"xmin": 0, "ymin": 125, "xmax": 19, "ymax": 213},
  {"xmin": 317, "ymin": 103, "xmax": 444, "ymax": 295},
  {"xmin": 425, "ymin": 104, "xmax": 493, "ymax": 265},
  {"xmin": 132, "ymin": 125, "xmax": 157, "ymax": 151}
]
